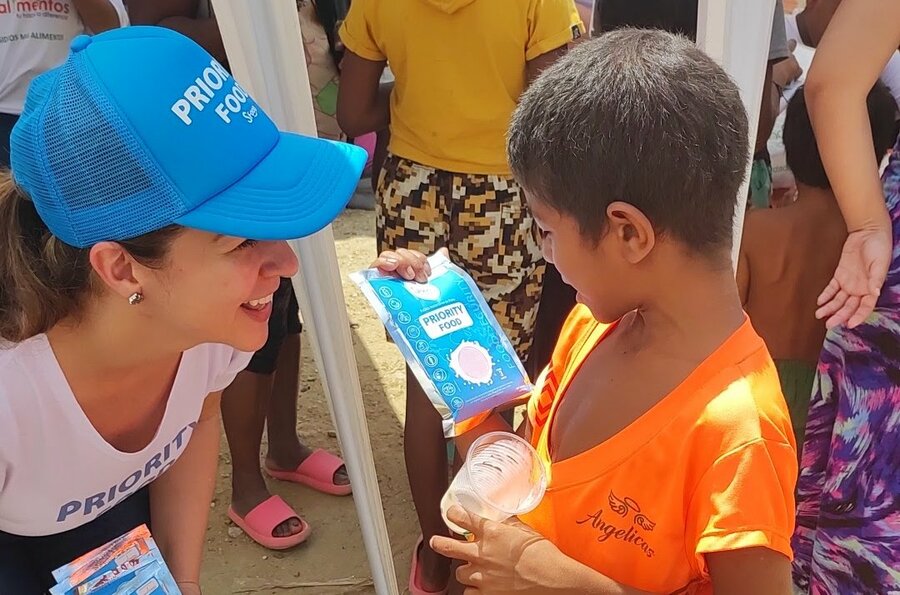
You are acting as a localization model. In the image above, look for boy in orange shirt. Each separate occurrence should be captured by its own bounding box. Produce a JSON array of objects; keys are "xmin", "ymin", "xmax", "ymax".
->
[{"xmin": 378, "ymin": 30, "xmax": 798, "ymax": 593}]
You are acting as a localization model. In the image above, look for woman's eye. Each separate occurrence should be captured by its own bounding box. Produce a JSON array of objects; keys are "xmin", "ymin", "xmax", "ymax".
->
[{"xmin": 234, "ymin": 239, "xmax": 259, "ymax": 251}]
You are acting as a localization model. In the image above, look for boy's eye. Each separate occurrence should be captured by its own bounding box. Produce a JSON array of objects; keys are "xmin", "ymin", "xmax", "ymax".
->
[{"xmin": 234, "ymin": 239, "xmax": 259, "ymax": 251}]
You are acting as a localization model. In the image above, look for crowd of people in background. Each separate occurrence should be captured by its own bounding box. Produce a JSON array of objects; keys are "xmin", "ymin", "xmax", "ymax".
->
[{"xmin": 0, "ymin": 0, "xmax": 898, "ymax": 594}]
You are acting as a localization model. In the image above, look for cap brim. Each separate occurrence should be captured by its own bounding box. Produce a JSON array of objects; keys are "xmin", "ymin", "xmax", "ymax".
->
[{"xmin": 175, "ymin": 132, "xmax": 367, "ymax": 240}]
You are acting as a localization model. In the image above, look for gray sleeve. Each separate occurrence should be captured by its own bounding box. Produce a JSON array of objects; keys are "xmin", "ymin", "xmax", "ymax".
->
[{"xmin": 768, "ymin": 0, "xmax": 789, "ymax": 63}]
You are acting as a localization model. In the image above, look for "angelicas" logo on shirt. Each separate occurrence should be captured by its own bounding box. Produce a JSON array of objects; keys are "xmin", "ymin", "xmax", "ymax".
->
[{"xmin": 576, "ymin": 491, "xmax": 657, "ymax": 558}]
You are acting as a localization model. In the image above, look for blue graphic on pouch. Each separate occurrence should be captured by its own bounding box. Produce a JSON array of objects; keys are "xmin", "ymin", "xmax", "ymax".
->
[{"xmin": 353, "ymin": 254, "xmax": 530, "ymax": 429}]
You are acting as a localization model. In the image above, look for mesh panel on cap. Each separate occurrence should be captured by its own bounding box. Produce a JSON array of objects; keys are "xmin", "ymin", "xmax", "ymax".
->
[
  {"xmin": 11, "ymin": 71, "xmax": 58, "ymax": 227},
  {"xmin": 36, "ymin": 58, "xmax": 186, "ymax": 246}
]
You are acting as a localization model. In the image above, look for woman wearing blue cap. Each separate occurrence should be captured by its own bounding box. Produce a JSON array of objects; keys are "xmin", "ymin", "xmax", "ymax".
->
[{"xmin": 0, "ymin": 26, "xmax": 366, "ymax": 594}]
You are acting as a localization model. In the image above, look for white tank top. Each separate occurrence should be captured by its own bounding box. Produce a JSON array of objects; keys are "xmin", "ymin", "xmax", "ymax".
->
[{"xmin": 0, "ymin": 335, "xmax": 250, "ymax": 536}]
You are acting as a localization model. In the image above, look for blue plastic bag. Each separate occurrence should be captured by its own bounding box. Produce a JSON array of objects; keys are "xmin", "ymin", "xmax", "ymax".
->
[{"xmin": 352, "ymin": 252, "xmax": 531, "ymax": 436}]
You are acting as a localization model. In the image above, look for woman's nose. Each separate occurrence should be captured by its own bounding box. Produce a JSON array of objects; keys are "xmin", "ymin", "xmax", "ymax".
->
[{"xmin": 262, "ymin": 240, "xmax": 300, "ymax": 278}]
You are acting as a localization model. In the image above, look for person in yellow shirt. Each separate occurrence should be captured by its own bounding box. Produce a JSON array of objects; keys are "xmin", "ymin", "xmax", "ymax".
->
[{"xmin": 337, "ymin": 1, "xmax": 582, "ymax": 593}]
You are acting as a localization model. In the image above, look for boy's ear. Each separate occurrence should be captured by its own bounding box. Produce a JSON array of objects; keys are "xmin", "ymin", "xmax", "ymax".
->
[{"xmin": 606, "ymin": 201, "xmax": 655, "ymax": 264}]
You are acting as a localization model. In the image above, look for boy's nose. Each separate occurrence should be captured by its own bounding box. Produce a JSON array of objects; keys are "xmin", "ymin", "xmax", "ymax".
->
[{"xmin": 262, "ymin": 240, "xmax": 300, "ymax": 278}]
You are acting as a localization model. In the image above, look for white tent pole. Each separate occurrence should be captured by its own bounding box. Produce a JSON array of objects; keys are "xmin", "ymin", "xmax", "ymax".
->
[
  {"xmin": 211, "ymin": 2, "xmax": 398, "ymax": 593},
  {"xmin": 697, "ymin": 0, "xmax": 776, "ymax": 268}
]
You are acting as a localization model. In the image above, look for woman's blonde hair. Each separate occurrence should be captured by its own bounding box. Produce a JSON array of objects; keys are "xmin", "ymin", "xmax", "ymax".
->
[{"xmin": 0, "ymin": 171, "xmax": 181, "ymax": 342}]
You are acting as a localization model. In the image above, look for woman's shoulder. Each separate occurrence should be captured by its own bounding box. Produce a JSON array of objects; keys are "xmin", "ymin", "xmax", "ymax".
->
[
  {"xmin": 0, "ymin": 334, "xmax": 50, "ymax": 375},
  {"xmin": 187, "ymin": 343, "xmax": 253, "ymax": 393}
]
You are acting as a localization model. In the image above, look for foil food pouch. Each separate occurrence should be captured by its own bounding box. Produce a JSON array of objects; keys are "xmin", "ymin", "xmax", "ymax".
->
[{"xmin": 352, "ymin": 252, "xmax": 531, "ymax": 436}]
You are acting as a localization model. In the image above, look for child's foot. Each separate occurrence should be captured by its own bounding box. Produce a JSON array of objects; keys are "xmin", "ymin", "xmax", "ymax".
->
[
  {"xmin": 230, "ymin": 470, "xmax": 305, "ymax": 539},
  {"xmin": 265, "ymin": 440, "xmax": 351, "ymax": 489}
]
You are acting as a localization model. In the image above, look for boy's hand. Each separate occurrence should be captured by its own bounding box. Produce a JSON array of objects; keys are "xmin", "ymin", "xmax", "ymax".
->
[{"xmin": 372, "ymin": 248, "xmax": 448, "ymax": 283}]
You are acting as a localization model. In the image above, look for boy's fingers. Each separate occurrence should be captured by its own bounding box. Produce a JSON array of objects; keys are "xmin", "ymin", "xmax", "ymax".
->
[{"xmin": 430, "ymin": 535, "xmax": 478, "ymax": 563}]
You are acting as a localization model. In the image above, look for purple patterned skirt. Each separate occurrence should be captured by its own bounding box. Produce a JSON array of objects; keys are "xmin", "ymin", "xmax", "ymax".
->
[{"xmin": 792, "ymin": 145, "xmax": 900, "ymax": 594}]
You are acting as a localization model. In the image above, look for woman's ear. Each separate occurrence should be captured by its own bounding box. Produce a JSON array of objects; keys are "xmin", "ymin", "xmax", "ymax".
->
[
  {"xmin": 88, "ymin": 242, "xmax": 142, "ymax": 300},
  {"xmin": 606, "ymin": 201, "xmax": 656, "ymax": 264}
]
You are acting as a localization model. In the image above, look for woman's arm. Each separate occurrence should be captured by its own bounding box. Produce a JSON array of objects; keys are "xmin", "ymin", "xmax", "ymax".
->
[
  {"xmin": 149, "ymin": 391, "xmax": 222, "ymax": 594},
  {"xmin": 806, "ymin": 0, "xmax": 900, "ymax": 233},
  {"xmin": 804, "ymin": 0, "xmax": 900, "ymax": 327},
  {"xmin": 72, "ymin": 0, "xmax": 124, "ymax": 33}
]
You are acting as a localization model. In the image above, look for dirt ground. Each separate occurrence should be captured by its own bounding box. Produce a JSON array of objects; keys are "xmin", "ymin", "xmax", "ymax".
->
[{"xmin": 201, "ymin": 208, "xmax": 415, "ymax": 595}]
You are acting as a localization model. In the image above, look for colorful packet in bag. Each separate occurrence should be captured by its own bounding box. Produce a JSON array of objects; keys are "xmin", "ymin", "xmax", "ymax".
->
[
  {"xmin": 50, "ymin": 525, "xmax": 179, "ymax": 595},
  {"xmin": 352, "ymin": 252, "xmax": 531, "ymax": 436},
  {"xmin": 51, "ymin": 525, "xmax": 152, "ymax": 587}
]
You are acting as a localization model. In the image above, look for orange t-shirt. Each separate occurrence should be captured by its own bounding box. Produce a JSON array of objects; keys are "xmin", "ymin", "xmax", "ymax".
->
[{"xmin": 521, "ymin": 306, "xmax": 798, "ymax": 594}]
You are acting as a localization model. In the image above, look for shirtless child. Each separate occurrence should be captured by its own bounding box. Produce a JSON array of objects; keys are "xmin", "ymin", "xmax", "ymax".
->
[{"xmin": 738, "ymin": 82, "xmax": 898, "ymax": 448}]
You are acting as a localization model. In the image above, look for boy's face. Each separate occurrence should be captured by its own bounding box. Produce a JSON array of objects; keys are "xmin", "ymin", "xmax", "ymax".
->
[{"xmin": 528, "ymin": 195, "xmax": 652, "ymax": 323}]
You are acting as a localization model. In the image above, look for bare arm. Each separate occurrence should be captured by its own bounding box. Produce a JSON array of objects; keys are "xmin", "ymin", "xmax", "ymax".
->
[
  {"xmin": 72, "ymin": 0, "xmax": 123, "ymax": 33},
  {"xmin": 736, "ymin": 215, "xmax": 756, "ymax": 306},
  {"xmin": 337, "ymin": 50, "xmax": 391, "ymax": 138},
  {"xmin": 803, "ymin": 0, "xmax": 900, "ymax": 327},
  {"xmin": 149, "ymin": 391, "xmax": 222, "ymax": 593},
  {"xmin": 128, "ymin": 0, "xmax": 228, "ymax": 65},
  {"xmin": 708, "ymin": 547, "xmax": 793, "ymax": 595},
  {"xmin": 453, "ymin": 411, "xmax": 514, "ymax": 459},
  {"xmin": 526, "ymin": 45, "xmax": 569, "ymax": 85},
  {"xmin": 804, "ymin": 0, "xmax": 900, "ymax": 234},
  {"xmin": 755, "ymin": 65, "xmax": 778, "ymax": 154}
]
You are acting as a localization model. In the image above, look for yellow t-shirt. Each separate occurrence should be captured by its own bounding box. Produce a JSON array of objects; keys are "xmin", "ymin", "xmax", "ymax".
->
[
  {"xmin": 522, "ymin": 306, "xmax": 798, "ymax": 594},
  {"xmin": 339, "ymin": 0, "xmax": 583, "ymax": 175}
]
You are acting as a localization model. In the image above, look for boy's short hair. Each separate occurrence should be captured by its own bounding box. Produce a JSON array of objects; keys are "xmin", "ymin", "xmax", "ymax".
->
[
  {"xmin": 784, "ymin": 82, "xmax": 898, "ymax": 190},
  {"xmin": 508, "ymin": 29, "xmax": 749, "ymax": 253}
]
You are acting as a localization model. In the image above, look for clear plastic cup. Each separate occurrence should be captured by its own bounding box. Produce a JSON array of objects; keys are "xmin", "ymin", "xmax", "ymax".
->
[{"xmin": 440, "ymin": 432, "xmax": 547, "ymax": 535}]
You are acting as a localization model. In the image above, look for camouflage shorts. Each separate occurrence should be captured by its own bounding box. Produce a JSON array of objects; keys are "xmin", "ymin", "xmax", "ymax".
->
[{"xmin": 376, "ymin": 154, "xmax": 545, "ymax": 362}]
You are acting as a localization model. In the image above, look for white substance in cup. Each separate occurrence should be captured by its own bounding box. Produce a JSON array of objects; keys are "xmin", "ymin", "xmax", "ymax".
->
[{"xmin": 441, "ymin": 432, "xmax": 547, "ymax": 534}]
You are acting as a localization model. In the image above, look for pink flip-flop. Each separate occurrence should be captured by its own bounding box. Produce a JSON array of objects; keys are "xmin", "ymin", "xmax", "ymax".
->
[
  {"xmin": 264, "ymin": 449, "xmax": 352, "ymax": 496},
  {"xmin": 409, "ymin": 536, "xmax": 448, "ymax": 595},
  {"xmin": 227, "ymin": 495, "xmax": 311, "ymax": 550}
]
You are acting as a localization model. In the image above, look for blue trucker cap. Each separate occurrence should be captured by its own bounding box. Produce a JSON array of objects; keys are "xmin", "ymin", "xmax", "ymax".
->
[{"xmin": 10, "ymin": 26, "xmax": 366, "ymax": 248}]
